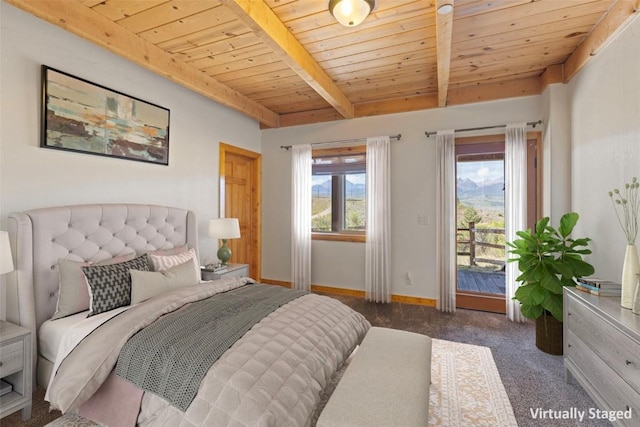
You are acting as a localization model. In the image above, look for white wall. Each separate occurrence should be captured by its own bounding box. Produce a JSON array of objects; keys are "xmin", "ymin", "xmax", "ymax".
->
[
  {"xmin": 262, "ymin": 97, "xmax": 543, "ymax": 299},
  {"xmin": 0, "ymin": 3, "xmax": 262, "ymax": 318},
  {"xmin": 569, "ymin": 16, "xmax": 640, "ymax": 281},
  {"xmin": 540, "ymin": 84, "xmax": 572, "ymax": 222}
]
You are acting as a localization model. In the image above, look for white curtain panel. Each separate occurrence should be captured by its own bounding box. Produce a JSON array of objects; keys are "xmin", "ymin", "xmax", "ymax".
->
[
  {"xmin": 291, "ymin": 144, "xmax": 312, "ymax": 291},
  {"xmin": 436, "ymin": 130, "xmax": 457, "ymax": 312},
  {"xmin": 505, "ymin": 123, "xmax": 528, "ymax": 322},
  {"xmin": 365, "ymin": 136, "xmax": 391, "ymax": 303}
]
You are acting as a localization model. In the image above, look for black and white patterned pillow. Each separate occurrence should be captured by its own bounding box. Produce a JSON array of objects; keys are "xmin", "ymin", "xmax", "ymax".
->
[{"xmin": 83, "ymin": 254, "xmax": 149, "ymax": 317}]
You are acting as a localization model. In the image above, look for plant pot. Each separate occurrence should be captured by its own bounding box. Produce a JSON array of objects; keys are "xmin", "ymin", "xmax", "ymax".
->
[{"xmin": 535, "ymin": 313, "xmax": 563, "ymax": 355}]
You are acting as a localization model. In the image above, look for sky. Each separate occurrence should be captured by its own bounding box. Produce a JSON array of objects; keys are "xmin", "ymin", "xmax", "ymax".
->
[{"xmin": 457, "ymin": 160, "xmax": 503, "ymax": 183}]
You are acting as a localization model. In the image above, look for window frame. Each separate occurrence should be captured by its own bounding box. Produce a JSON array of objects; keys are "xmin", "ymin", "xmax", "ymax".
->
[{"xmin": 311, "ymin": 145, "xmax": 367, "ymax": 243}]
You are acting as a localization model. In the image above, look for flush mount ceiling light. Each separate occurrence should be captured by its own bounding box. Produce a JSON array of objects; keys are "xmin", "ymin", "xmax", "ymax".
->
[
  {"xmin": 329, "ymin": 0, "xmax": 375, "ymax": 27},
  {"xmin": 437, "ymin": 2, "xmax": 453, "ymax": 15}
]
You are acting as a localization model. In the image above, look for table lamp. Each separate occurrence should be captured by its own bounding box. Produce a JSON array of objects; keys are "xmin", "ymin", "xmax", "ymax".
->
[{"xmin": 208, "ymin": 218, "xmax": 240, "ymax": 265}]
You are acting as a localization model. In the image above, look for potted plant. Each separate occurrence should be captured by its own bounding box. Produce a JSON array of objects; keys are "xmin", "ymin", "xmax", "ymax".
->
[{"xmin": 507, "ymin": 212, "xmax": 594, "ymax": 355}]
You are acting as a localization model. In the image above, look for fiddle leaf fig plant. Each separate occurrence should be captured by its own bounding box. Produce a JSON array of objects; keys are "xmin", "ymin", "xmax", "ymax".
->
[{"xmin": 507, "ymin": 212, "xmax": 595, "ymax": 321}]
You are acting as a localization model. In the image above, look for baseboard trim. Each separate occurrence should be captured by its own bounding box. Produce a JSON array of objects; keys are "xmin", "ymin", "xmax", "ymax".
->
[
  {"xmin": 259, "ymin": 278, "xmax": 291, "ymax": 288},
  {"xmin": 260, "ymin": 278, "xmax": 437, "ymax": 307},
  {"xmin": 311, "ymin": 285, "xmax": 366, "ymax": 298},
  {"xmin": 392, "ymin": 294, "xmax": 437, "ymax": 307}
]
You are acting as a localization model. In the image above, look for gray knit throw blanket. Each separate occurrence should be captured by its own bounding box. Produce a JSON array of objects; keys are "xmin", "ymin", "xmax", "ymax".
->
[{"xmin": 115, "ymin": 284, "xmax": 308, "ymax": 411}]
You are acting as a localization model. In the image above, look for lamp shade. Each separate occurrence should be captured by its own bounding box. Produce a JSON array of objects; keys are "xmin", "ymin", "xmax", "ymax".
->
[
  {"xmin": 329, "ymin": 0, "xmax": 375, "ymax": 27},
  {"xmin": 0, "ymin": 231, "xmax": 14, "ymax": 274},
  {"xmin": 208, "ymin": 218, "xmax": 241, "ymax": 240}
]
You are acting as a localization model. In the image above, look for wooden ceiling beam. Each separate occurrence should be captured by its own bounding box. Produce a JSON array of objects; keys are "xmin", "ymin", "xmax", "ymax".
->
[
  {"xmin": 275, "ymin": 75, "xmax": 541, "ymax": 127},
  {"xmin": 540, "ymin": 64, "xmax": 564, "ymax": 92},
  {"xmin": 563, "ymin": 0, "xmax": 639, "ymax": 82},
  {"xmin": 268, "ymin": 108, "xmax": 345, "ymax": 129},
  {"xmin": 5, "ymin": 0, "xmax": 280, "ymax": 128},
  {"xmin": 222, "ymin": 0, "xmax": 355, "ymax": 119},
  {"xmin": 447, "ymin": 76, "xmax": 541, "ymax": 105},
  {"xmin": 436, "ymin": 0, "xmax": 454, "ymax": 107},
  {"xmin": 357, "ymin": 94, "xmax": 440, "ymax": 117}
]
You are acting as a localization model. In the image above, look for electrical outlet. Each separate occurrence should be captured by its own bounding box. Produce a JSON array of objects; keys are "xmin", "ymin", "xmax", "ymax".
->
[
  {"xmin": 417, "ymin": 215, "xmax": 429, "ymax": 225},
  {"xmin": 406, "ymin": 271, "xmax": 414, "ymax": 286}
]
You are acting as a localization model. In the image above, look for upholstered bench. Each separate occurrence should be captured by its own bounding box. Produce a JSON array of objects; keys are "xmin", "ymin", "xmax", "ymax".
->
[{"xmin": 317, "ymin": 327, "xmax": 432, "ymax": 427}]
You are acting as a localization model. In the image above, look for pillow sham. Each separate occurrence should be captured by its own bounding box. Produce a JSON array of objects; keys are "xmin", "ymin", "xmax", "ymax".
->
[
  {"xmin": 83, "ymin": 254, "xmax": 149, "ymax": 317},
  {"xmin": 130, "ymin": 258, "xmax": 199, "ymax": 304},
  {"xmin": 52, "ymin": 252, "xmax": 136, "ymax": 320},
  {"xmin": 148, "ymin": 248, "xmax": 200, "ymax": 282},
  {"xmin": 143, "ymin": 245, "xmax": 188, "ymax": 269}
]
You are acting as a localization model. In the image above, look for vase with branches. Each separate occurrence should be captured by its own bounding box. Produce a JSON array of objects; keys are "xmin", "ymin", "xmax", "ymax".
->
[{"xmin": 609, "ymin": 177, "xmax": 640, "ymax": 309}]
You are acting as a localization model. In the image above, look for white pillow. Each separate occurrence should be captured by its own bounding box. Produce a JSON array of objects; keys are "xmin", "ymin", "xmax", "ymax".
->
[
  {"xmin": 148, "ymin": 247, "xmax": 200, "ymax": 282},
  {"xmin": 130, "ymin": 258, "xmax": 200, "ymax": 304}
]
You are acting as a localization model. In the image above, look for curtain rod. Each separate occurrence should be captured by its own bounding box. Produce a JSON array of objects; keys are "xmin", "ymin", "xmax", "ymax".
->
[
  {"xmin": 280, "ymin": 134, "xmax": 401, "ymax": 150},
  {"xmin": 424, "ymin": 120, "xmax": 542, "ymax": 138}
]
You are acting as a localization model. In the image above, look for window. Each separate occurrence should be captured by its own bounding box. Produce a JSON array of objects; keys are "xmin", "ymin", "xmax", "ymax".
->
[{"xmin": 312, "ymin": 146, "xmax": 366, "ymax": 242}]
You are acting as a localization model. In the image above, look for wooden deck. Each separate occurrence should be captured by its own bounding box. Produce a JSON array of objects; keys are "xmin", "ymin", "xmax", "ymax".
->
[{"xmin": 457, "ymin": 269, "xmax": 505, "ymax": 295}]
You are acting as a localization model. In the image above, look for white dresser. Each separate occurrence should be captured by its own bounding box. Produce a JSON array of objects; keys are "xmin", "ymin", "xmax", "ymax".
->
[{"xmin": 564, "ymin": 287, "xmax": 640, "ymax": 426}]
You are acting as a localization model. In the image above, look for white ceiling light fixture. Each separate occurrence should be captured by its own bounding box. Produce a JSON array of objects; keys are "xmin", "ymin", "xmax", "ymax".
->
[
  {"xmin": 437, "ymin": 2, "xmax": 453, "ymax": 15},
  {"xmin": 329, "ymin": 0, "xmax": 376, "ymax": 27}
]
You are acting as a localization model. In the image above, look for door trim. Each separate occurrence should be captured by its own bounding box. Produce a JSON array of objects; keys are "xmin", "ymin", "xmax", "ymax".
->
[{"xmin": 219, "ymin": 143, "xmax": 262, "ymax": 281}]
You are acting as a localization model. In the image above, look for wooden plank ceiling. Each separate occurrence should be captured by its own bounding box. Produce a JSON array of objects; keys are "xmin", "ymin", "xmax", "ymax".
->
[{"xmin": 6, "ymin": 0, "xmax": 639, "ymax": 128}]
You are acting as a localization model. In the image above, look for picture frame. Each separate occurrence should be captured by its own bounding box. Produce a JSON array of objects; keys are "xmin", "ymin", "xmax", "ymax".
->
[{"xmin": 41, "ymin": 65, "xmax": 170, "ymax": 165}]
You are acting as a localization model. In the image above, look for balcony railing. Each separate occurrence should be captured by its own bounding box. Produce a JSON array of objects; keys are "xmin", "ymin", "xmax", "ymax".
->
[{"xmin": 457, "ymin": 221, "xmax": 505, "ymax": 267}]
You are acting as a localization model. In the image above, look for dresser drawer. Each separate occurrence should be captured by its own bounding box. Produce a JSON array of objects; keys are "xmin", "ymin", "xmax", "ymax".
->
[
  {"xmin": 0, "ymin": 341, "xmax": 24, "ymax": 377},
  {"xmin": 222, "ymin": 266, "xmax": 248, "ymax": 278},
  {"xmin": 566, "ymin": 330, "xmax": 640, "ymax": 424},
  {"xmin": 566, "ymin": 293, "xmax": 640, "ymax": 391}
]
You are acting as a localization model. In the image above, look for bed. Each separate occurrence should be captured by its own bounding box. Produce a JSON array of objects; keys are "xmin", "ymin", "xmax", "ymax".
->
[{"xmin": 6, "ymin": 203, "xmax": 371, "ymax": 426}]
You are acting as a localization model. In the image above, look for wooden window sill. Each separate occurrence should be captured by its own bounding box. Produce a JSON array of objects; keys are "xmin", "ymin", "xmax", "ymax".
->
[{"xmin": 312, "ymin": 233, "xmax": 366, "ymax": 243}]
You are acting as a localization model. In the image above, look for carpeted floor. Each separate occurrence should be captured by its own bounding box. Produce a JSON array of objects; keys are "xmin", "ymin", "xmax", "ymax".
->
[{"xmin": 3, "ymin": 294, "xmax": 610, "ymax": 427}]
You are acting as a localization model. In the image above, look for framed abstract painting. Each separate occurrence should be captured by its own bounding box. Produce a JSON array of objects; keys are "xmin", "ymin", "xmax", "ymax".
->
[{"xmin": 41, "ymin": 65, "xmax": 170, "ymax": 165}]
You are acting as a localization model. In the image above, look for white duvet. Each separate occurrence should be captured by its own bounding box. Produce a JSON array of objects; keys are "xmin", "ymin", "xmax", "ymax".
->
[{"xmin": 46, "ymin": 278, "xmax": 371, "ymax": 426}]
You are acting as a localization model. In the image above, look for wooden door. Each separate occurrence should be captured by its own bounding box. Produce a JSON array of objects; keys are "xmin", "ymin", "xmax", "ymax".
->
[{"xmin": 219, "ymin": 143, "xmax": 261, "ymax": 280}]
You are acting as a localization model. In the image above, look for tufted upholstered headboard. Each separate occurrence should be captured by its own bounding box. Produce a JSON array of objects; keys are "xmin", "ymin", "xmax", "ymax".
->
[{"xmin": 6, "ymin": 203, "xmax": 199, "ymax": 385}]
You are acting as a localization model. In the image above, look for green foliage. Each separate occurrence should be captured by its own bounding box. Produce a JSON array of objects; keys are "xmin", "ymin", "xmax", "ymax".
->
[
  {"xmin": 507, "ymin": 212, "xmax": 595, "ymax": 322},
  {"xmin": 345, "ymin": 208, "xmax": 364, "ymax": 230},
  {"xmin": 312, "ymin": 214, "xmax": 331, "ymax": 231},
  {"xmin": 345, "ymin": 199, "xmax": 366, "ymax": 230},
  {"xmin": 458, "ymin": 206, "xmax": 482, "ymax": 228}
]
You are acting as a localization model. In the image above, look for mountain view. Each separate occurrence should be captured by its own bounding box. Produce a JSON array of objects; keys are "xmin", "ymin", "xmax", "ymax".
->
[
  {"xmin": 312, "ymin": 178, "xmax": 366, "ymax": 198},
  {"xmin": 456, "ymin": 176, "xmax": 505, "ymax": 211}
]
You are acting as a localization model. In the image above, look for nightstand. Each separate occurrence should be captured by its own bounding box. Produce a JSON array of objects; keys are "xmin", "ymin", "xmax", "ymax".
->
[
  {"xmin": 0, "ymin": 320, "xmax": 32, "ymax": 421},
  {"xmin": 201, "ymin": 263, "xmax": 250, "ymax": 281}
]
